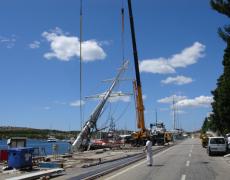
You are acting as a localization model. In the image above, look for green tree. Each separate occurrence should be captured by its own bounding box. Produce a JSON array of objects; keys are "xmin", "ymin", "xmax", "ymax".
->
[
  {"xmin": 201, "ymin": 117, "xmax": 209, "ymax": 133},
  {"xmin": 210, "ymin": 0, "xmax": 230, "ymax": 134}
]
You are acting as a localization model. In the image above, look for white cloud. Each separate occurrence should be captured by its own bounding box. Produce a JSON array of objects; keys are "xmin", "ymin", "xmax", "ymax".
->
[
  {"xmin": 29, "ymin": 41, "xmax": 40, "ymax": 49},
  {"xmin": 139, "ymin": 58, "xmax": 175, "ymax": 74},
  {"xmin": 161, "ymin": 75, "xmax": 193, "ymax": 85},
  {"xmin": 70, "ymin": 100, "xmax": 85, "ymax": 107},
  {"xmin": 175, "ymin": 96, "xmax": 213, "ymax": 108},
  {"xmin": 42, "ymin": 27, "xmax": 106, "ymax": 61},
  {"xmin": 139, "ymin": 42, "xmax": 205, "ymax": 74},
  {"xmin": 98, "ymin": 40, "xmax": 112, "ymax": 46},
  {"xmin": 158, "ymin": 95, "xmax": 187, "ymax": 104},
  {"xmin": 0, "ymin": 35, "xmax": 16, "ymax": 48},
  {"xmin": 158, "ymin": 95, "xmax": 213, "ymax": 109},
  {"xmin": 169, "ymin": 42, "xmax": 205, "ymax": 68}
]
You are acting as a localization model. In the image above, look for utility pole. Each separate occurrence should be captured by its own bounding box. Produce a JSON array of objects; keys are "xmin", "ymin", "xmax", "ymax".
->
[
  {"xmin": 155, "ymin": 108, "xmax": 158, "ymax": 125},
  {"xmin": 173, "ymin": 96, "xmax": 176, "ymax": 130}
]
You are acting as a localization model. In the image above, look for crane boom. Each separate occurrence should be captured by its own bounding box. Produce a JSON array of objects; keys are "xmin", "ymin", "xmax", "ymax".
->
[{"xmin": 127, "ymin": 0, "xmax": 145, "ymax": 130}]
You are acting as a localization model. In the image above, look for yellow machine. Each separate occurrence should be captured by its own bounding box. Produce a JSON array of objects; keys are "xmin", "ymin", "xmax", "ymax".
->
[
  {"xmin": 200, "ymin": 133, "xmax": 213, "ymax": 148},
  {"xmin": 151, "ymin": 123, "xmax": 173, "ymax": 145},
  {"xmin": 164, "ymin": 132, "xmax": 173, "ymax": 143},
  {"xmin": 131, "ymin": 80, "xmax": 150, "ymax": 145}
]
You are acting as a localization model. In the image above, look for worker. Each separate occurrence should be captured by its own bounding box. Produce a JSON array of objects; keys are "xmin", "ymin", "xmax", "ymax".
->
[{"xmin": 144, "ymin": 137, "xmax": 153, "ymax": 166}]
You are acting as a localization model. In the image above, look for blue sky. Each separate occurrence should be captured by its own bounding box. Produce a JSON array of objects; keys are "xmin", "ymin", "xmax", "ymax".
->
[{"xmin": 0, "ymin": 0, "xmax": 228, "ymax": 131}]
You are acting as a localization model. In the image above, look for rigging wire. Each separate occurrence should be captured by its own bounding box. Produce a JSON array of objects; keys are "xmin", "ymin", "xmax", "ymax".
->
[
  {"xmin": 79, "ymin": 0, "xmax": 83, "ymax": 130},
  {"xmin": 79, "ymin": 0, "xmax": 130, "ymax": 133},
  {"xmin": 114, "ymin": 100, "xmax": 131, "ymax": 123}
]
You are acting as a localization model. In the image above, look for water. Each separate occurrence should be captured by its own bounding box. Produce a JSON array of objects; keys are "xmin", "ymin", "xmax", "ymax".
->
[{"xmin": 0, "ymin": 139, "xmax": 71, "ymax": 155}]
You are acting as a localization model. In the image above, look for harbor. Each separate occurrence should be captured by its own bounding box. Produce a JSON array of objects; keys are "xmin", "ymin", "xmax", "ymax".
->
[
  {"xmin": 0, "ymin": 0, "xmax": 229, "ymax": 179},
  {"xmin": 0, "ymin": 136, "xmax": 177, "ymax": 180}
]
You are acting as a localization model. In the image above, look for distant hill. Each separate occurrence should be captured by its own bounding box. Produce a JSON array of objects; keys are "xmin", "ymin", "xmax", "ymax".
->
[
  {"xmin": 0, "ymin": 126, "xmax": 79, "ymax": 140},
  {"xmin": 0, "ymin": 126, "xmax": 134, "ymax": 140}
]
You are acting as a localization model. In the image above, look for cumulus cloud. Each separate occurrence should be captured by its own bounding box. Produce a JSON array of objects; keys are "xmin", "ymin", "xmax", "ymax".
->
[
  {"xmin": 175, "ymin": 96, "xmax": 213, "ymax": 108},
  {"xmin": 158, "ymin": 95, "xmax": 213, "ymax": 108},
  {"xmin": 169, "ymin": 42, "xmax": 205, "ymax": 68},
  {"xmin": 139, "ymin": 42, "xmax": 205, "ymax": 74},
  {"xmin": 139, "ymin": 58, "xmax": 175, "ymax": 74},
  {"xmin": 70, "ymin": 100, "xmax": 85, "ymax": 107},
  {"xmin": 42, "ymin": 27, "xmax": 106, "ymax": 61},
  {"xmin": 29, "ymin": 41, "xmax": 40, "ymax": 49},
  {"xmin": 161, "ymin": 75, "xmax": 193, "ymax": 85},
  {"xmin": 158, "ymin": 95, "xmax": 187, "ymax": 104}
]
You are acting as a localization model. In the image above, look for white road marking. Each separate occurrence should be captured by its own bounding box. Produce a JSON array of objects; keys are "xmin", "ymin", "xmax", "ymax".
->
[
  {"xmin": 181, "ymin": 174, "xmax": 186, "ymax": 180},
  {"xmin": 186, "ymin": 160, "xmax": 190, "ymax": 167},
  {"xmin": 190, "ymin": 144, "xmax": 194, "ymax": 153},
  {"xmin": 105, "ymin": 146, "xmax": 174, "ymax": 180},
  {"xmin": 189, "ymin": 153, "xmax": 191, "ymax": 157}
]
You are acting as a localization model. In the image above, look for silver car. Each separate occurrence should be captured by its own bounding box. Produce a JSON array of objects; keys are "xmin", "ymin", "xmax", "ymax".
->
[{"xmin": 207, "ymin": 137, "xmax": 227, "ymax": 156}]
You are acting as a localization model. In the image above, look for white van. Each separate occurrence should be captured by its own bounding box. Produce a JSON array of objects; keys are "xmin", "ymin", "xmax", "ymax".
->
[{"xmin": 207, "ymin": 137, "xmax": 227, "ymax": 156}]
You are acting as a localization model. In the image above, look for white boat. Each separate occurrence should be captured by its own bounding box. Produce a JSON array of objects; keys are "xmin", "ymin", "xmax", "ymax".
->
[{"xmin": 47, "ymin": 137, "xmax": 58, "ymax": 142}]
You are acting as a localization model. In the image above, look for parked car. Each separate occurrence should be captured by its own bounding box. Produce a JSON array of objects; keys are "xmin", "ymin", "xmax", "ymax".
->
[
  {"xmin": 226, "ymin": 133, "xmax": 230, "ymax": 151},
  {"xmin": 207, "ymin": 137, "xmax": 227, "ymax": 156}
]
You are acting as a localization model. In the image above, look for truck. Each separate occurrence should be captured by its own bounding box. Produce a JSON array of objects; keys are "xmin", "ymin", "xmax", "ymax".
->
[{"xmin": 150, "ymin": 123, "xmax": 172, "ymax": 145}]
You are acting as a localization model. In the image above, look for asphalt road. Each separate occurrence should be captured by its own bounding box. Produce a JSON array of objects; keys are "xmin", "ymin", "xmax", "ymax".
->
[{"xmin": 102, "ymin": 138, "xmax": 230, "ymax": 180}]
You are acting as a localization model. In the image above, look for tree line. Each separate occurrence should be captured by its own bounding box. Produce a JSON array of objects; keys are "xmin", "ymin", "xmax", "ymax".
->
[
  {"xmin": 202, "ymin": 0, "xmax": 230, "ymax": 135},
  {"xmin": 0, "ymin": 127, "xmax": 78, "ymax": 139}
]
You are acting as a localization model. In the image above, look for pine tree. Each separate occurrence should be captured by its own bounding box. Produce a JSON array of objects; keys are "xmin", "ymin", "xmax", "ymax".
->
[{"xmin": 210, "ymin": 0, "xmax": 230, "ymax": 134}]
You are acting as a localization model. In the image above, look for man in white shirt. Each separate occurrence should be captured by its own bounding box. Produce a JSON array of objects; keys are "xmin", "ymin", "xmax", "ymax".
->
[{"xmin": 144, "ymin": 137, "xmax": 153, "ymax": 166}]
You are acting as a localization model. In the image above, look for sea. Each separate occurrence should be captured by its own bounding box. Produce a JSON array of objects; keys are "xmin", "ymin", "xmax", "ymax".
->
[{"xmin": 0, "ymin": 139, "xmax": 72, "ymax": 155}]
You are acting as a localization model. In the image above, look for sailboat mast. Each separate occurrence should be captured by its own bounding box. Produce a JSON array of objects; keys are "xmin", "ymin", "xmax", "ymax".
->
[{"xmin": 72, "ymin": 61, "xmax": 129, "ymax": 151}]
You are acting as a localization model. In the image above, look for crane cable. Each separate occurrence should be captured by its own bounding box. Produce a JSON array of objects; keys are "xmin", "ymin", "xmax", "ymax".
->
[
  {"xmin": 121, "ymin": 0, "xmax": 125, "ymax": 63},
  {"xmin": 79, "ymin": 0, "xmax": 83, "ymax": 130}
]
